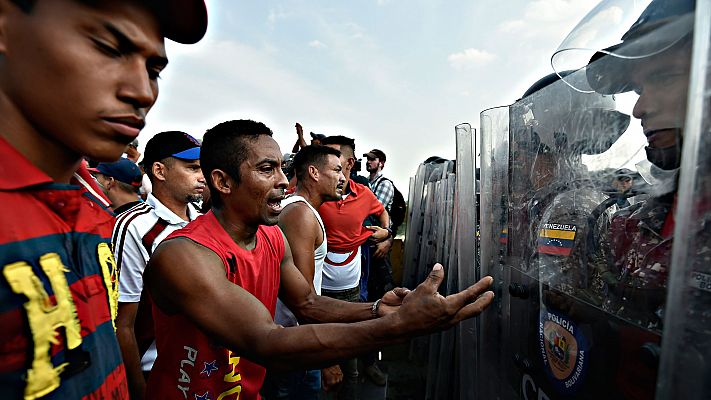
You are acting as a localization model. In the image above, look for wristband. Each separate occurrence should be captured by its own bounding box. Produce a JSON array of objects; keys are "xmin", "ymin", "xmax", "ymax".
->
[{"xmin": 371, "ymin": 299, "xmax": 381, "ymax": 318}]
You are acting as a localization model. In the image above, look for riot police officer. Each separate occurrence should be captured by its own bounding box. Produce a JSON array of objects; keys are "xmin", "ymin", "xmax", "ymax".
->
[{"xmin": 581, "ymin": 0, "xmax": 704, "ymax": 398}]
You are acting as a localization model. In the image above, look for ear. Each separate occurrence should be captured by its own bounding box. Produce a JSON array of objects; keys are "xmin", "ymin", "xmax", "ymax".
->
[
  {"xmin": 152, "ymin": 162, "xmax": 167, "ymax": 182},
  {"xmin": 308, "ymin": 165, "xmax": 319, "ymax": 181},
  {"xmin": 210, "ymin": 169, "xmax": 232, "ymax": 197},
  {"xmin": 346, "ymin": 157, "xmax": 355, "ymax": 170},
  {"xmin": 104, "ymin": 177, "xmax": 115, "ymax": 191}
]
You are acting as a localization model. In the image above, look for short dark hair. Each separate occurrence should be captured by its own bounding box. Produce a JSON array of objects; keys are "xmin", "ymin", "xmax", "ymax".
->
[
  {"xmin": 115, "ymin": 179, "xmax": 141, "ymax": 194},
  {"xmin": 10, "ymin": 0, "xmax": 101, "ymax": 13},
  {"xmin": 293, "ymin": 145, "xmax": 341, "ymax": 182},
  {"xmin": 10, "ymin": 0, "xmax": 35, "ymax": 12},
  {"xmin": 321, "ymin": 135, "xmax": 355, "ymax": 159},
  {"xmin": 201, "ymin": 120, "xmax": 274, "ymax": 208}
]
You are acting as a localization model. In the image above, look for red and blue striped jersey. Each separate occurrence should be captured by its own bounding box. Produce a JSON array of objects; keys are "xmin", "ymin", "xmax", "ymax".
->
[{"xmin": 0, "ymin": 137, "xmax": 128, "ymax": 399}]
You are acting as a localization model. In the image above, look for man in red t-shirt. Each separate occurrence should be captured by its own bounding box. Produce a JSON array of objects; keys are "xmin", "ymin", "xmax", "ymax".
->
[
  {"xmin": 144, "ymin": 119, "xmax": 495, "ymax": 400},
  {"xmin": 0, "ymin": 1, "xmax": 207, "ymax": 398},
  {"xmin": 317, "ymin": 135, "xmax": 391, "ymax": 396}
]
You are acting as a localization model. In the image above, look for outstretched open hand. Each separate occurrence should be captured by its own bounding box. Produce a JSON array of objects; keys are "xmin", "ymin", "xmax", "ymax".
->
[{"xmin": 394, "ymin": 264, "xmax": 494, "ymax": 335}]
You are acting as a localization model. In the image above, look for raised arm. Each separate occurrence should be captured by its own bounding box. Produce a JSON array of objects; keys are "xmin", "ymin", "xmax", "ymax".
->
[
  {"xmin": 292, "ymin": 123, "xmax": 307, "ymax": 153},
  {"xmin": 146, "ymin": 237, "xmax": 494, "ymax": 372}
]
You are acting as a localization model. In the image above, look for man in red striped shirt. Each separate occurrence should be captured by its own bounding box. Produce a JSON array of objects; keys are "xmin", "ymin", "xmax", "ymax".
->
[{"xmin": 0, "ymin": 1, "xmax": 207, "ymax": 398}]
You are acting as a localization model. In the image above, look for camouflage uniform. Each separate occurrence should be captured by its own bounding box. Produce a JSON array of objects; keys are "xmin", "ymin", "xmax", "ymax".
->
[
  {"xmin": 532, "ymin": 182, "xmax": 613, "ymax": 306},
  {"xmin": 600, "ymin": 193, "xmax": 674, "ymax": 330}
]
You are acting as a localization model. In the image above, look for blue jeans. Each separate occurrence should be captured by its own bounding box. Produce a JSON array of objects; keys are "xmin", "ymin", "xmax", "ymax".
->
[
  {"xmin": 262, "ymin": 369, "xmax": 321, "ymax": 400},
  {"xmin": 321, "ymin": 286, "xmax": 361, "ymax": 400}
]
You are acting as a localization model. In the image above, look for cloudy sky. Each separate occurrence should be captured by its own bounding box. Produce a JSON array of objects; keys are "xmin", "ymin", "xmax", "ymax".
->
[{"xmin": 142, "ymin": 0, "xmax": 607, "ymax": 192}]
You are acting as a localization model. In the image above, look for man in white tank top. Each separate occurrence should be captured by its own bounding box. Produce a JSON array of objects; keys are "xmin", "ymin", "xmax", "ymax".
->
[{"xmin": 263, "ymin": 145, "xmax": 346, "ymax": 399}]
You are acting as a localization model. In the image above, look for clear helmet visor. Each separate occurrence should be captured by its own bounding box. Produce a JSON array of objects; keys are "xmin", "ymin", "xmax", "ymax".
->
[{"xmin": 551, "ymin": 0, "xmax": 695, "ymax": 94}]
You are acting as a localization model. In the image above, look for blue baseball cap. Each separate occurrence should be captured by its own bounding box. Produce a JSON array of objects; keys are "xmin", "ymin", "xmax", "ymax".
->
[
  {"xmin": 89, "ymin": 158, "xmax": 143, "ymax": 187},
  {"xmin": 143, "ymin": 130, "xmax": 201, "ymax": 169}
]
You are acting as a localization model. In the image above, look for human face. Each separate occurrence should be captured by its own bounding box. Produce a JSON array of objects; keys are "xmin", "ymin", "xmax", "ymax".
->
[
  {"xmin": 163, "ymin": 158, "xmax": 206, "ymax": 204},
  {"xmin": 630, "ymin": 44, "xmax": 691, "ymax": 150},
  {"xmin": 91, "ymin": 172, "xmax": 110, "ymax": 195},
  {"xmin": 613, "ymin": 177, "xmax": 633, "ymax": 192},
  {"xmin": 365, "ymin": 156, "xmax": 381, "ymax": 173},
  {"xmin": 0, "ymin": 0, "xmax": 167, "ymax": 162},
  {"xmin": 230, "ymin": 136, "xmax": 289, "ymax": 226},
  {"xmin": 324, "ymin": 143, "xmax": 353, "ymax": 181},
  {"xmin": 318, "ymin": 154, "xmax": 346, "ymax": 201}
]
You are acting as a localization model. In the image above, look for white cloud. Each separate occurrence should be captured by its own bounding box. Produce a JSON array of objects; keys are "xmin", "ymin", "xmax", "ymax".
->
[
  {"xmin": 308, "ymin": 40, "xmax": 327, "ymax": 48},
  {"xmin": 497, "ymin": 0, "xmax": 597, "ymax": 40},
  {"xmin": 448, "ymin": 48, "xmax": 497, "ymax": 70},
  {"xmin": 499, "ymin": 20, "xmax": 525, "ymax": 34}
]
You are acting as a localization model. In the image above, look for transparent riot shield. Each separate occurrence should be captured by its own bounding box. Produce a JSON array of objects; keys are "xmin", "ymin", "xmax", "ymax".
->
[
  {"xmin": 454, "ymin": 123, "xmax": 479, "ymax": 400},
  {"xmin": 476, "ymin": 0, "xmax": 699, "ymax": 398},
  {"xmin": 427, "ymin": 171, "xmax": 457, "ymax": 400},
  {"xmin": 402, "ymin": 158, "xmax": 458, "ymax": 395},
  {"xmin": 403, "ymin": 163, "xmax": 428, "ymax": 288},
  {"xmin": 478, "ymin": 105, "xmax": 513, "ymax": 399},
  {"xmin": 657, "ymin": 0, "xmax": 711, "ymax": 398}
]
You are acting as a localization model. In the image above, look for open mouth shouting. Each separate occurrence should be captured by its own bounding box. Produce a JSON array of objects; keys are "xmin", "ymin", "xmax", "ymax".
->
[{"xmin": 267, "ymin": 192, "xmax": 285, "ymax": 214}]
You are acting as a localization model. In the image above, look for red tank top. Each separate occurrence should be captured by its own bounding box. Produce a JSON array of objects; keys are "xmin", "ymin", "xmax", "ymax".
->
[{"xmin": 146, "ymin": 211, "xmax": 284, "ymax": 400}]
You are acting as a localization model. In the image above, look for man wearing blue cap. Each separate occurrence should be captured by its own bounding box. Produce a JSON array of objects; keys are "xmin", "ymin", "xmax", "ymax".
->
[
  {"xmin": 113, "ymin": 130, "xmax": 206, "ymax": 399},
  {"xmin": 89, "ymin": 157, "xmax": 143, "ymax": 214}
]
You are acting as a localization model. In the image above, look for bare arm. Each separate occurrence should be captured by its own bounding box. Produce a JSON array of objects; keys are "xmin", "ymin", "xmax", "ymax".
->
[
  {"xmin": 367, "ymin": 208, "xmax": 391, "ymax": 242},
  {"xmin": 379, "ymin": 207, "xmax": 390, "ymax": 229},
  {"xmin": 146, "ymin": 238, "xmax": 494, "ymax": 372},
  {"xmin": 278, "ymin": 202, "xmax": 342, "ymax": 386},
  {"xmin": 278, "ymin": 202, "xmax": 319, "ymax": 286},
  {"xmin": 374, "ymin": 207, "xmax": 393, "ymax": 257},
  {"xmin": 116, "ymin": 302, "xmax": 145, "ymax": 400},
  {"xmin": 292, "ymin": 123, "xmax": 307, "ymax": 153},
  {"xmin": 278, "ymin": 202, "xmax": 402, "ymax": 320},
  {"xmin": 278, "ymin": 226, "xmax": 375, "ymax": 323}
]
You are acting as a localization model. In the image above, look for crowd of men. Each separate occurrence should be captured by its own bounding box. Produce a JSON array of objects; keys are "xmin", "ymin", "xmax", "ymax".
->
[
  {"xmin": 0, "ymin": 0, "xmax": 705, "ymax": 399},
  {"xmin": 0, "ymin": 1, "xmax": 493, "ymax": 400}
]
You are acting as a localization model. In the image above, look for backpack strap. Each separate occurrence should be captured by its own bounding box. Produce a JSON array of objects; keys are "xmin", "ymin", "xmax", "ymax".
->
[{"xmin": 372, "ymin": 176, "xmax": 393, "ymax": 192}]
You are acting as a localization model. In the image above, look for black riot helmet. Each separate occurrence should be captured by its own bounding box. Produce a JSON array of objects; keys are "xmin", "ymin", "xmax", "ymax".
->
[{"xmin": 513, "ymin": 71, "xmax": 630, "ymax": 157}]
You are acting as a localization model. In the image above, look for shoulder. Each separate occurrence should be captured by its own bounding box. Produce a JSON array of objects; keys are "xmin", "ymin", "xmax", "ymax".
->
[
  {"xmin": 379, "ymin": 176, "xmax": 395, "ymax": 188},
  {"xmin": 281, "ymin": 201, "xmax": 316, "ymax": 224},
  {"xmin": 258, "ymin": 225, "xmax": 286, "ymax": 257},
  {"xmin": 150, "ymin": 237, "xmax": 223, "ymax": 277},
  {"xmin": 259, "ymin": 224, "xmax": 285, "ymax": 243},
  {"xmin": 353, "ymin": 181, "xmax": 376, "ymax": 198},
  {"xmin": 165, "ymin": 213, "xmax": 211, "ymax": 242},
  {"xmin": 351, "ymin": 181, "xmax": 369, "ymax": 192},
  {"xmin": 114, "ymin": 202, "xmax": 155, "ymax": 228},
  {"xmin": 113, "ymin": 202, "xmax": 155, "ymax": 240}
]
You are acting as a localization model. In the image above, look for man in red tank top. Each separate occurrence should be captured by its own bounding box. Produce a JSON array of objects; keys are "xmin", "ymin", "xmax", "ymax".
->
[{"xmin": 144, "ymin": 119, "xmax": 496, "ymax": 400}]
